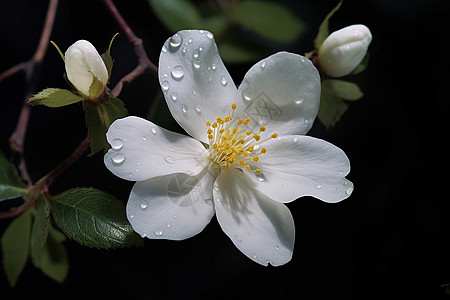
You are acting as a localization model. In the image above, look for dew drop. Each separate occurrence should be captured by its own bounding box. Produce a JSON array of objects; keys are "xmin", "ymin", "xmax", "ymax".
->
[
  {"xmin": 161, "ymin": 45, "xmax": 168, "ymax": 53},
  {"xmin": 140, "ymin": 202, "xmax": 148, "ymax": 210},
  {"xmin": 164, "ymin": 156, "xmax": 174, "ymax": 164},
  {"xmin": 198, "ymin": 44, "xmax": 203, "ymax": 52},
  {"xmin": 295, "ymin": 98, "xmax": 304, "ymax": 105},
  {"xmin": 151, "ymin": 127, "xmax": 157, "ymax": 134},
  {"xmin": 154, "ymin": 230, "xmax": 163, "ymax": 237},
  {"xmin": 111, "ymin": 138, "xmax": 124, "ymax": 150},
  {"xmin": 142, "ymin": 136, "xmax": 147, "ymax": 141},
  {"xmin": 261, "ymin": 61, "xmax": 266, "ymax": 69},
  {"xmin": 252, "ymin": 254, "xmax": 257, "ymax": 259},
  {"xmin": 166, "ymin": 223, "xmax": 172, "ymax": 228},
  {"xmin": 169, "ymin": 33, "xmax": 183, "ymax": 48},
  {"xmin": 195, "ymin": 106, "xmax": 201, "ymax": 113},
  {"xmin": 182, "ymin": 46, "xmax": 187, "ymax": 54},
  {"xmin": 188, "ymin": 38, "xmax": 193, "ymax": 44},
  {"xmin": 111, "ymin": 153, "xmax": 125, "ymax": 165},
  {"xmin": 275, "ymin": 245, "xmax": 280, "ymax": 250},
  {"xmin": 234, "ymin": 234, "xmax": 242, "ymax": 242},
  {"xmin": 170, "ymin": 92, "xmax": 178, "ymax": 101},
  {"xmin": 345, "ymin": 186, "xmax": 354, "ymax": 195},
  {"xmin": 220, "ymin": 76, "xmax": 228, "ymax": 86},
  {"xmin": 292, "ymin": 136, "xmax": 299, "ymax": 143},
  {"xmin": 171, "ymin": 65, "xmax": 185, "ymax": 80},
  {"xmin": 129, "ymin": 214, "xmax": 134, "ymax": 219},
  {"xmin": 242, "ymin": 85, "xmax": 255, "ymax": 102},
  {"xmin": 304, "ymin": 118, "xmax": 310, "ymax": 125},
  {"xmin": 255, "ymin": 172, "xmax": 265, "ymax": 182},
  {"xmin": 192, "ymin": 60, "xmax": 201, "ymax": 69},
  {"xmin": 141, "ymin": 233, "xmax": 147, "ymax": 238},
  {"xmin": 161, "ymin": 80, "xmax": 170, "ymax": 92},
  {"xmin": 193, "ymin": 50, "xmax": 199, "ymax": 58},
  {"xmin": 316, "ymin": 184, "xmax": 322, "ymax": 189},
  {"xmin": 182, "ymin": 104, "xmax": 188, "ymax": 114},
  {"xmin": 206, "ymin": 32, "xmax": 214, "ymax": 39},
  {"xmin": 211, "ymin": 63, "xmax": 217, "ymax": 71},
  {"xmin": 216, "ymin": 197, "xmax": 221, "ymax": 202}
]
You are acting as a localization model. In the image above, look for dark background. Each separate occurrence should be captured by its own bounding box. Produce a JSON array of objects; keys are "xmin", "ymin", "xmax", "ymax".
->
[{"xmin": 1, "ymin": 0, "xmax": 449, "ymax": 299}]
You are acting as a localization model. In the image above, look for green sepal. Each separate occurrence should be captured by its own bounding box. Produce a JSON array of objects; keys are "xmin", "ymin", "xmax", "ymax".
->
[
  {"xmin": 322, "ymin": 79, "xmax": 364, "ymax": 101},
  {"xmin": 1, "ymin": 210, "xmax": 32, "ymax": 287},
  {"xmin": 0, "ymin": 149, "xmax": 27, "ymax": 202},
  {"xmin": 51, "ymin": 187, "xmax": 143, "ymax": 248},
  {"xmin": 50, "ymin": 40, "xmax": 65, "ymax": 62},
  {"xmin": 232, "ymin": 0, "xmax": 306, "ymax": 44},
  {"xmin": 29, "ymin": 88, "xmax": 85, "ymax": 108},
  {"xmin": 318, "ymin": 86, "xmax": 349, "ymax": 129},
  {"xmin": 350, "ymin": 53, "xmax": 370, "ymax": 75},
  {"xmin": 84, "ymin": 97, "xmax": 128, "ymax": 156},
  {"xmin": 30, "ymin": 194, "xmax": 50, "ymax": 267},
  {"xmin": 101, "ymin": 33, "xmax": 119, "ymax": 79},
  {"xmin": 314, "ymin": 0, "xmax": 343, "ymax": 49},
  {"xmin": 88, "ymin": 73, "xmax": 105, "ymax": 100}
]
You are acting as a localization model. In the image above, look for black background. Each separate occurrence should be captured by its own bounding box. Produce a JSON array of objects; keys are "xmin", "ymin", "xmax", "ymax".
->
[{"xmin": 1, "ymin": 0, "xmax": 449, "ymax": 299}]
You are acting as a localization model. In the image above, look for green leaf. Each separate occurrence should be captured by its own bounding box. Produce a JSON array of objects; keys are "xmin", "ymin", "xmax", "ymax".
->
[
  {"xmin": 101, "ymin": 33, "xmax": 119, "ymax": 79},
  {"xmin": 30, "ymin": 194, "xmax": 50, "ymax": 266},
  {"xmin": 51, "ymin": 188, "xmax": 143, "ymax": 248},
  {"xmin": 39, "ymin": 224, "xmax": 69, "ymax": 283},
  {"xmin": 314, "ymin": 0, "xmax": 342, "ymax": 49},
  {"xmin": 29, "ymin": 88, "xmax": 85, "ymax": 108},
  {"xmin": 84, "ymin": 97, "xmax": 128, "ymax": 156},
  {"xmin": 318, "ymin": 87, "xmax": 349, "ymax": 128},
  {"xmin": 322, "ymin": 79, "xmax": 364, "ymax": 100},
  {"xmin": 1, "ymin": 210, "xmax": 32, "ymax": 286},
  {"xmin": 232, "ymin": 0, "xmax": 306, "ymax": 43},
  {"xmin": 149, "ymin": 0, "xmax": 202, "ymax": 32},
  {"xmin": 219, "ymin": 35, "xmax": 267, "ymax": 64},
  {"xmin": 0, "ymin": 149, "xmax": 27, "ymax": 202}
]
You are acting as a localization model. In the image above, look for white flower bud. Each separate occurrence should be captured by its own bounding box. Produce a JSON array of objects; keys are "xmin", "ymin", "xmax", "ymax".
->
[
  {"xmin": 318, "ymin": 24, "xmax": 372, "ymax": 77},
  {"xmin": 64, "ymin": 40, "xmax": 108, "ymax": 98}
]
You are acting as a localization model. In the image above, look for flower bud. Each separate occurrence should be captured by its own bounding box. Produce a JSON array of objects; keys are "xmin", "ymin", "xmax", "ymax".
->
[
  {"xmin": 64, "ymin": 40, "xmax": 108, "ymax": 99},
  {"xmin": 318, "ymin": 24, "xmax": 372, "ymax": 77}
]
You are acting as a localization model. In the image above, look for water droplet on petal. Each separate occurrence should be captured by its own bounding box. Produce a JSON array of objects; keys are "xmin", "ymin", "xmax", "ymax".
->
[
  {"xmin": 295, "ymin": 98, "xmax": 304, "ymax": 105},
  {"xmin": 242, "ymin": 85, "xmax": 256, "ymax": 102},
  {"xmin": 252, "ymin": 254, "xmax": 257, "ymax": 259},
  {"xmin": 129, "ymin": 214, "xmax": 134, "ymax": 219},
  {"xmin": 111, "ymin": 153, "xmax": 125, "ymax": 165},
  {"xmin": 166, "ymin": 223, "xmax": 172, "ymax": 228},
  {"xmin": 182, "ymin": 46, "xmax": 187, "ymax": 54},
  {"xmin": 292, "ymin": 136, "xmax": 298, "ymax": 143},
  {"xmin": 164, "ymin": 156, "xmax": 174, "ymax": 164},
  {"xmin": 169, "ymin": 33, "xmax": 183, "ymax": 49},
  {"xmin": 304, "ymin": 118, "xmax": 310, "ymax": 125},
  {"xmin": 195, "ymin": 106, "xmax": 201, "ymax": 113},
  {"xmin": 141, "ymin": 233, "xmax": 147, "ymax": 238},
  {"xmin": 151, "ymin": 127, "xmax": 157, "ymax": 134},
  {"xmin": 140, "ymin": 201, "xmax": 148, "ymax": 210},
  {"xmin": 182, "ymin": 104, "xmax": 188, "ymax": 114},
  {"xmin": 161, "ymin": 45, "xmax": 167, "ymax": 53},
  {"xmin": 154, "ymin": 230, "xmax": 163, "ymax": 237},
  {"xmin": 316, "ymin": 184, "xmax": 322, "ymax": 189},
  {"xmin": 346, "ymin": 186, "xmax": 354, "ymax": 195},
  {"xmin": 170, "ymin": 92, "xmax": 178, "ymax": 101},
  {"xmin": 220, "ymin": 76, "xmax": 228, "ymax": 86},
  {"xmin": 261, "ymin": 61, "xmax": 266, "ymax": 69},
  {"xmin": 275, "ymin": 245, "xmax": 280, "ymax": 250},
  {"xmin": 211, "ymin": 63, "xmax": 217, "ymax": 71},
  {"xmin": 111, "ymin": 138, "xmax": 124, "ymax": 150},
  {"xmin": 171, "ymin": 65, "xmax": 185, "ymax": 80},
  {"xmin": 188, "ymin": 38, "xmax": 193, "ymax": 44},
  {"xmin": 192, "ymin": 60, "xmax": 201, "ymax": 69},
  {"xmin": 161, "ymin": 80, "xmax": 170, "ymax": 92},
  {"xmin": 142, "ymin": 136, "xmax": 147, "ymax": 141},
  {"xmin": 255, "ymin": 172, "xmax": 265, "ymax": 182}
]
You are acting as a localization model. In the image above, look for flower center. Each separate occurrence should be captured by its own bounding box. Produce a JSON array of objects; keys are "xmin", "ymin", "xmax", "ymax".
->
[{"xmin": 205, "ymin": 103, "xmax": 278, "ymax": 174}]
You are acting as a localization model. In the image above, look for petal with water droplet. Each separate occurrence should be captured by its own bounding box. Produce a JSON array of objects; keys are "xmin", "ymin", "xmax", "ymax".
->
[
  {"xmin": 213, "ymin": 168, "xmax": 295, "ymax": 266},
  {"xmin": 104, "ymin": 116, "xmax": 209, "ymax": 181},
  {"xmin": 250, "ymin": 135, "xmax": 353, "ymax": 203},
  {"xmin": 158, "ymin": 30, "xmax": 238, "ymax": 143},
  {"xmin": 237, "ymin": 52, "xmax": 320, "ymax": 136},
  {"xmin": 127, "ymin": 169, "xmax": 217, "ymax": 240}
]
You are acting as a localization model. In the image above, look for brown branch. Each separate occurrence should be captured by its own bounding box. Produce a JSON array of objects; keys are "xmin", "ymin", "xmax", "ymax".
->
[
  {"xmin": 102, "ymin": 0, "xmax": 158, "ymax": 98},
  {"xmin": 8, "ymin": 0, "xmax": 59, "ymax": 187}
]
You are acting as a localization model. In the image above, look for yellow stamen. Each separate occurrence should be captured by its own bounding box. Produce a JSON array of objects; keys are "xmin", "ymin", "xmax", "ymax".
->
[
  {"xmin": 255, "ymin": 169, "xmax": 262, "ymax": 174},
  {"xmin": 259, "ymin": 126, "xmax": 266, "ymax": 132},
  {"xmin": 232, "ymin": 103, "xmax": 237, "ymax": 110},
  {"xmin": 206, "ymin": 121, "xmax": 211, "ymax": 127},
  {"xmin": 252, "ymin": 155, "xmax": 259, "ymax": 162},
  {"xmin": 245, "ymin": 165, "xmax": 251, "ymax": 170},
  {"xmin": 271, "ymin": 133, "xmax": 278, "ymax": 139},
  {"xmin": 261, "ymin": 148, "xmax": 267, "ymax": 154}
]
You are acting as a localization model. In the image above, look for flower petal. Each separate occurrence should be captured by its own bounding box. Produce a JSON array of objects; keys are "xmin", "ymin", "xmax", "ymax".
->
[
  {"xmin": 236, "ymin": 52, "xmax": 320, "ymax": 135},
  {"xmin": 250, "ymin": 135, "xmax": 353, "ymax": 203},
  {"xmin": 104, "ymin": 116, "xmax": 209, "ymax": 181},
  {"xmin": 127, "ymin": 168, "xmax": 217, "ymax": 240},
  {"xmin": 159, "ymin": 30, "xmax": 238, "ymax": 143},
  {"xmin": 213, "ymin": 168, "xmax": 295, "ymax": 266}
]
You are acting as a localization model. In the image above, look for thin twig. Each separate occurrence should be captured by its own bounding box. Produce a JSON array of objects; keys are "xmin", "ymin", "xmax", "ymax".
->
[
  {"xmin": 102, "ymin": 0, "xmax": 158, "ymax": 98},
  {"xmin": 8, "ymin": 0, "xmax": 59, "ymax": 186}
]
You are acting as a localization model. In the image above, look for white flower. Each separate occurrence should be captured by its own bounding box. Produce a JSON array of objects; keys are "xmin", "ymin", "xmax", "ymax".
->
[
  {"xmin": 65, "ymin": 40, "xmax": 108, "ymax": 99},
  {"xmin": 104, "ymin": 30, "xmax": 353, "ymax": 266},
  {"xmin": 318, "ymin": 24, "xmax": 372, "ymax": 77}
]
